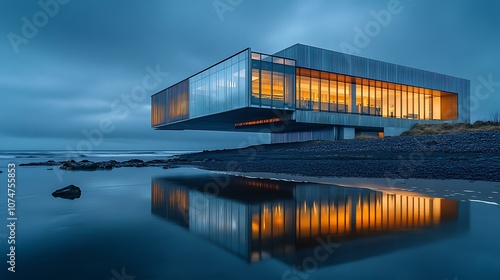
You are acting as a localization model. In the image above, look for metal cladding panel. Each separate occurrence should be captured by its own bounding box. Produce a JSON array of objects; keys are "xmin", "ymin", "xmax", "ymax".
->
[
  {"xmin": 270, "ymin": 127, "xmax": 337, "ymax": 143},
  {"xmin": 275, "ymin": 44, "xmax": 470, "ymax": 123},
  {"xmin": 294, "ymin": 110, "xmax": 446, "ymax": 129}
]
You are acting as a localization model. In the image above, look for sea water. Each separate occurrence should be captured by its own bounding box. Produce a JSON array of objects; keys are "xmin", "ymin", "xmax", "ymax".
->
[{"xmin": 0, "ymin": 153, "xmax": 499, "ymax": 279}]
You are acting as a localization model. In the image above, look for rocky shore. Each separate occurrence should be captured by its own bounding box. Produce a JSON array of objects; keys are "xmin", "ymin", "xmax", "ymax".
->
[
  {"xmin": 20, "ymin": 159, "xmax": 175, "ymax": 170},
  {"xmin": 174, "ymin": 131, "xmax": 500, "ymax": 182},
  {"xmin": 19, "ymin": 131, "xmax": 500, "ymax": 182}
]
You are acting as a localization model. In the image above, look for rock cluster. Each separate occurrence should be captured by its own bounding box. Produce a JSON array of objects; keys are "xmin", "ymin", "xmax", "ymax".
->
[
  {"xmin": 52, "ymin": 185, "xmax": 81, "ymax": 200},
  {"xmin": 20, "ymin": 159, "xmax": 173, "ymax": 170}
]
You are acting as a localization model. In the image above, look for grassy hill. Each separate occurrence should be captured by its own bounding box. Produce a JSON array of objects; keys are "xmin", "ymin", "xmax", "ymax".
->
[{"xmin": 401, "ymin": 121, "xmax": 500, "ymax": 136}]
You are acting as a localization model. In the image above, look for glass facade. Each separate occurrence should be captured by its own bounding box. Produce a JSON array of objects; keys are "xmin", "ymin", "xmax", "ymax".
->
[
  {"xmin": 297, "ymin": 67, "xmax": 458, "ymax": 120},
  {"xmin": 151, "ymin": 79, "xmax": 189, "ymax": 126},
  {"xmin": 355, "ymin": 78, "xmax": 457, "ymax": 120},
  {"xmin": 151, "ymin": 91, "xmax": 165, "ymax": 126},
  {"xmin": 189, "ymin": 50, "xmax": 248, "ymax": 118},
  {"xmin": 297, "ymin": 68, "xmax": 352, "ymax": 112},
  {"xmin": 251, "ymin": 52, "xmax": 296, "ymax": 109}
]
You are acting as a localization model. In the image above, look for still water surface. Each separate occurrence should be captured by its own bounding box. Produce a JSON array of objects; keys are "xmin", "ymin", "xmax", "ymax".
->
[{"xmin": 0, "ymin": 166, "xmax": 498, "ymax": 279}]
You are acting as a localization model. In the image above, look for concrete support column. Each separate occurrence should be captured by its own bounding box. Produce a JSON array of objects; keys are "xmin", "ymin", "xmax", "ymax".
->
[{"xmin": 339, "ymin": 127, "xmax": 355, "ymax": 140}]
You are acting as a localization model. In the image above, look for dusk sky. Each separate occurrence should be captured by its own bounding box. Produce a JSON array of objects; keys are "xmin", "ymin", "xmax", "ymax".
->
[{"xmin": 1, "ymin": 0, "xmax": 499, "ymax": 151}]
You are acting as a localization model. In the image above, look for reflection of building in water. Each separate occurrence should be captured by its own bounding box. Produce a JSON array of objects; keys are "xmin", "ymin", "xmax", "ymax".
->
[
  {"xmin": 152, "ymin": 183, "xmax": 189, "ymax": 227},
  {"xmin": 294, "ymin": 187, "xmax": 458, "ymax": 247},
  {"xmin": 152, "ymin": 175, "xmax": 467, "ymax": 264}
]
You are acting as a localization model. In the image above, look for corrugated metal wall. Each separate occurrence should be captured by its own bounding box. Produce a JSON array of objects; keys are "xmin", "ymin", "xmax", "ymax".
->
[
  {"xmin": 274, "ymin": 44, "xmax": 470, "ymax": 123},
  {"xmin": 270, "ymin": 127, "xmax": 338, "ymax": 143}
]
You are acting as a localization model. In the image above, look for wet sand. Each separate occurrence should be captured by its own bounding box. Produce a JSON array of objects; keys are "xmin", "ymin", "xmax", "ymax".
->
[{"xmin": 217, "ymin": 170, "xmax": 500, "ymax": 205}]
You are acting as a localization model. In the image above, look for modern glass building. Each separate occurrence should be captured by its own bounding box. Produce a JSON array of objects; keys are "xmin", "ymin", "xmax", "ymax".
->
[{"xmin": 152, "ymin": 44, "xmax": 470, "ymax": 142}]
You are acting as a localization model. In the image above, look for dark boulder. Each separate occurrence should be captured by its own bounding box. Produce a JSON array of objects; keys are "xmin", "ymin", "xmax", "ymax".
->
[
  {"xmin": 52, "ymin": 185, "xmax": 81, "ymax": 200},
  {"xmin": 80, "ymin": 162, "xmax": 98, "ymax": 170},
  {"xmin": 60, "ymin": 160, "xmax": 97, "ymax": 170},
  {"xmin": 121, "ymin": 159, "xmax": 146, "ymax": 167},
  {"xmin": 20, "ymin": 160, "xmax": 61, "ymax": 166},
  {"xmin": 97, "ymin": 161, "xmax": 113, "ymax": 169},
  {"xmin": 125, "ymin": 159, "xmax": 144, "ymax": 163},
  {"xmin": 60, "ymin": 161, "xmax": 78, "ymax": 170}
]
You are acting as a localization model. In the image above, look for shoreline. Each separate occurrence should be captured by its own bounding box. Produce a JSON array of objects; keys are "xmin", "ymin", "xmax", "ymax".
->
[
  {"xmin": 173, "ymin": 131, "xmax": 500, "ymax": 182},
  {"xmin": 213, "ymin": 170, "xmax": 500, "ymax": 205},
  {"xmin": 14, "ymin": 131, "xmax": 500, "ymax": 182}
]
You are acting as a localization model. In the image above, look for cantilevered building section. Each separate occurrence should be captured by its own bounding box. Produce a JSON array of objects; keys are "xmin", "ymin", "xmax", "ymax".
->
[{"xmin": 152, "ymin": 44, "xmax": 470, "ymax": 142}]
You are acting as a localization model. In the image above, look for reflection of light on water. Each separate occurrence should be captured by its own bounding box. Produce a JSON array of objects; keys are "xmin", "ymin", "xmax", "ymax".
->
[
  {"xmin": 469, "ymin": 200, "xmax": 499, "ymax": 206},
  {"xmin": 151, "ymin": 176, "xmax": 463, "ymax": 263},
  {"xmin": 275, "ymin": 204, "xmax": 281, "ymax": 214},
  {"xmin": 263, "ymin": 205, "xmax": 268, "ymax": 230}
]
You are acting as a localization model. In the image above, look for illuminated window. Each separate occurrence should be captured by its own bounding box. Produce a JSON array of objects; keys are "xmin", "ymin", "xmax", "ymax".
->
[
  {"xmin": 395, "ymin": 84, "xmax": 402, "ymax": 118},
  {"xmin": 369, "ymin": 80, "xmax": 376, "ymax": 115},
  {"xmin": 413, "ymin": 87, "xmax": 419, "ymax": 119},
  {"xmin": 388, "ymin": 83, "xmax": 395, "ymax": 118},
  {"xmin": 408, "ymin": 86, "xmax": 414, "ymax": 118},
  {"xmin": 375, "ymin": 81, "xmax": 382, "ymax": 116},
  {"xmin": 345, "ymin": 76, "xmax": 352, "ymax": 113},
  {"xmin": 294, "ymin": 67, "xmax": 457, "ymax": 120},
  {"xmin": 311, "ymin": 76, "xmax": 320, "ymax": 111},
  {"xmin": 419, "ymin": 87, "xmax": 425, "ymax": 120},
  {"xmin": 320, "ymin": 77, "xmax": 329, "ymax": 111},
  {"xmin": 433, "ymin": 90, "xmax": 441, "ymax": 120},
  {"xmin": 338, "ymin": 75, "xmax": 347, "ymax": 112},
  {"xmin": 382, "ymin": 82, "xmax": 389, "ymax": 117},
  {"xmin": 331, "ymin": 75, "xmax": 339, "ymax": 111},
  {"xmin": 299, "ymin": 75, "xmax": 311, "ymax": 109},
  {"xmin": 251, "ymin": 52, "xmax": 296, "ymax": 109},
  {"xmin": 401, "ymin": 85, "xmax": 408, "ymax": 119}
]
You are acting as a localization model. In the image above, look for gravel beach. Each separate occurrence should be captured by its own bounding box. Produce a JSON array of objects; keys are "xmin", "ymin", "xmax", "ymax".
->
[{"xmin": 175, "ymin": 131, "xmax": 500, "ymax": 182}]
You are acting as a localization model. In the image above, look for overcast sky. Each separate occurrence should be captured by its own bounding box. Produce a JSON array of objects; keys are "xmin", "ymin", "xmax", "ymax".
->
[{"xmin": 1, "ymin": 0, "xmax": 499, "ymax": 151}]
